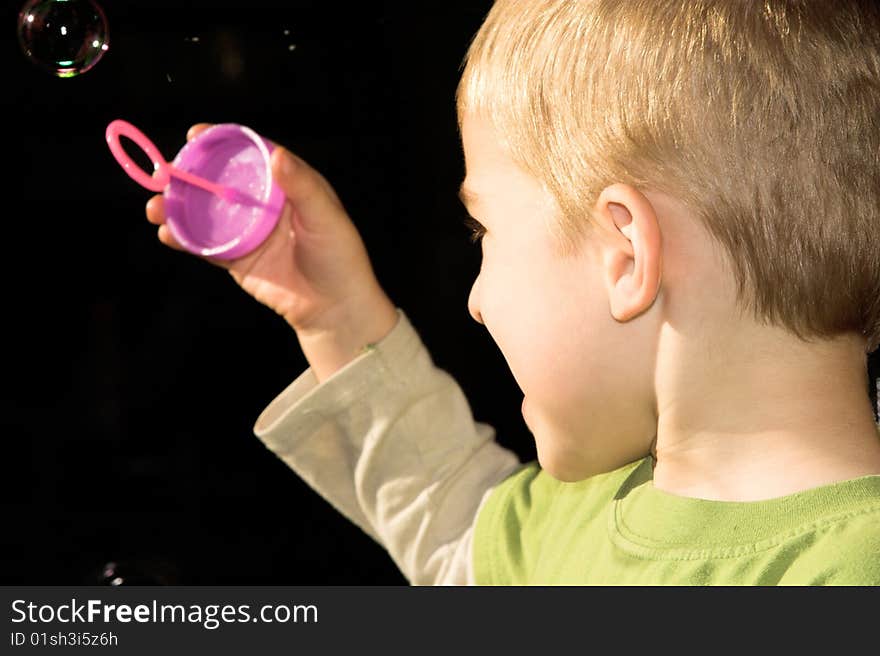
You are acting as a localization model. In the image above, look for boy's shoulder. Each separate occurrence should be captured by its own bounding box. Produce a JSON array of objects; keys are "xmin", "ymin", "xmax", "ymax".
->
[
  {"xmin": 477, "ymin": 459, "xmax": 880, "ymax": 585},
  {"xmin": 778, "ymin": 502, "xmax": 880, "ymax": 585},
  {"xmin": 473, "ymin": 458, "xmax": 647, "ymax": 585}
]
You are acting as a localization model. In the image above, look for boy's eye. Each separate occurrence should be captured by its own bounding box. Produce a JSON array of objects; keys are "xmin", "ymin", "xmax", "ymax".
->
[{"xmin": 463, "ymin": 215, "xmax": 487, "ymax": 244}]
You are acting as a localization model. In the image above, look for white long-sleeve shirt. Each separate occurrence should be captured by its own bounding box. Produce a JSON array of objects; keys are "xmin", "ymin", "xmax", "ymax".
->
[{"xmin": 253, "ymin": 308, "xmax": 523, "ymax": 585}]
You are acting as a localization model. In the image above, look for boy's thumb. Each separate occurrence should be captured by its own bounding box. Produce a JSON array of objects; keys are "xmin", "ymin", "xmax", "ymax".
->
[{"xmin": 270, "ymin": 146, "xmax": 345, "ymax": 230}]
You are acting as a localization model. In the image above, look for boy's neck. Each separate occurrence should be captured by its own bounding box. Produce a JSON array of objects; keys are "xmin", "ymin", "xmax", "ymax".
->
[{"xmin": 651, "ymin": 327, "xmax": 880, "ymax": 502}]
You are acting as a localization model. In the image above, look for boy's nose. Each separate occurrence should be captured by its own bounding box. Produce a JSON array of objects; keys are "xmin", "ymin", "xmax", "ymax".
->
[{"xmin": 468, "ymin": 279, "xmax": 484, "ymax": 325}]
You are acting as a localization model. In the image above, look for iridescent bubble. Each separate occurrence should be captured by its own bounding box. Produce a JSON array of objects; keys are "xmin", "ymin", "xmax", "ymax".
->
[{"xmin": 17, "ymin": 0, "xmax": 109, "ymax": 78}]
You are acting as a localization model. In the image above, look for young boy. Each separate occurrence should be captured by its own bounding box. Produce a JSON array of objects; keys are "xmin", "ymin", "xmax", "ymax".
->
[{"xmin": 147, "ymin": 0, "xmax": 880, "ymax": 584}]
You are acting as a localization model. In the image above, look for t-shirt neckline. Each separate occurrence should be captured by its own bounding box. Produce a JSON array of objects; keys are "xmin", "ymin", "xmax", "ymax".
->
[{"xmin": 610, "ymin": 457, "xmax": 880, "ymax": 557}]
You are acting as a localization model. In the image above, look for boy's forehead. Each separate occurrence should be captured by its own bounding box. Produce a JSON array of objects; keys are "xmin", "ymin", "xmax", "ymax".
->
[
  {"xmin": 462, "ymin": 114, "xmax": 503, "ymax": 158},
  {"xmin": 461, "ymin": 114, "xmax": 524, "ymax": 183}
]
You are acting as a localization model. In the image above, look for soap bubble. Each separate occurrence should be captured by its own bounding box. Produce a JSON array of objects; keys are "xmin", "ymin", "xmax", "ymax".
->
[{"xmin": 17, "ymin": 0, "xmax": 109, "ymax": 78}]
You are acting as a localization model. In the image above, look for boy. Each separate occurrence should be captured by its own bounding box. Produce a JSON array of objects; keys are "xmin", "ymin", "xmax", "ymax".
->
[{"xmin": 147, "ymin": 0, "xmax": 880, "ymax": 584}]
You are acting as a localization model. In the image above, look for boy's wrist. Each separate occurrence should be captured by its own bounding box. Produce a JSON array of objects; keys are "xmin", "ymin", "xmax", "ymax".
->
[{"xmin": 292, "ymin": 291, "xmax": 399, "ymax": 384}]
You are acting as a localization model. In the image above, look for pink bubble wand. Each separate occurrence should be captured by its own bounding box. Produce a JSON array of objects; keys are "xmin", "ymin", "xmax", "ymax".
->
[{"xmin": 105, "ymin": 119, "xmax": 263, "ymax": 206}]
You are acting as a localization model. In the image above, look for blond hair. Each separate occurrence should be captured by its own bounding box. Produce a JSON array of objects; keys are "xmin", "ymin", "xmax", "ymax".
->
[{"xmin": 457, "ymin": 0, "xmax": 880, "ymax": 353}]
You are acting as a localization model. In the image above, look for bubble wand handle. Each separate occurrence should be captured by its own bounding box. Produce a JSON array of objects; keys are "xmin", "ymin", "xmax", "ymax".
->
[
  {"xmin": 165, "ymin": 163, "xmax": 251, "ymax": 203},
  {"xmin": 105, "ymin": 119, "xmax": 261, "ymax": 205}
]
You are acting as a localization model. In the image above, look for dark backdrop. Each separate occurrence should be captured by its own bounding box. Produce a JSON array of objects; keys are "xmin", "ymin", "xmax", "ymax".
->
[
  {"xmin": 1, "ymin": 0, "xmax": 536, "ymax": 585},
  {"xmin": 3, "ymin": 0, "xmax": 879, "ymax": 586}
]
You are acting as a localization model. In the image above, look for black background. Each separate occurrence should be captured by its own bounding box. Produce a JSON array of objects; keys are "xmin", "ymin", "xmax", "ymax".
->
[
  {"xmin": 1, "ymin": 0, "xmax": 539, "ymax": 585},
  {"xmin": 3, "ymin": 0, "xmax": 879, "ymax": 587}
]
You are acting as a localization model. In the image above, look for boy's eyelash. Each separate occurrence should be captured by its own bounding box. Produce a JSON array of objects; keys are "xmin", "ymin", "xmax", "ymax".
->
[{"xmin": 463, "ymin": 215, "xmax": 487, "ymax": 244}]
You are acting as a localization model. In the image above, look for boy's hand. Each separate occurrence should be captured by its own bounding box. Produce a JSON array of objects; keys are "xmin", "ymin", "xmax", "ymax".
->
[{"xmin": 146, "ymin": 124, "xmax": 398, "ymax": 382}]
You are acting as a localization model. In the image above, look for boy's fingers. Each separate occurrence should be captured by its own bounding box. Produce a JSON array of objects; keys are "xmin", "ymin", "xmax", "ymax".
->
[
  {"xmin": 270, "ymin": 146, "xmax": 346, "ymax": 231},
  {"xmin": 146, "ymin": 195, "xmax": 165, "ymax": 225},
  {"xmin": 187, "ymin": 123, "xmax": 213, "ymax": 141},
  {"xmin": 157, "ymin": 224, "xmax": 186, "ymax": 252}
]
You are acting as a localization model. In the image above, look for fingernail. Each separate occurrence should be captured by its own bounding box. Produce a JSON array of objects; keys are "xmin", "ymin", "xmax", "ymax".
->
[{"xmin": 276, "ymin": 148, "xmax": 295, "ymax": 176}]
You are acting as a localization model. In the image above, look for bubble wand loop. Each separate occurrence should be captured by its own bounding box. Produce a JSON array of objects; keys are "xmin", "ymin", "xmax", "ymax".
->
[{"xmin": 105, "ymin": 119, "xmax": 263, "ymax": 206}]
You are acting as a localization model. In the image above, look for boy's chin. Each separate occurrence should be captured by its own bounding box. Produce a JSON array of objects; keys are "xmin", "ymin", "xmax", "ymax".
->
[
  {"xmin": 528, "ymin": 412, "xmax": 601, "ymax": 481},
  {"xmin": 535, "ymin": 442, "xmax": 593, "ymax": 482},
  {"xmin": 535, "ymin": 435, "xmax": 646, "ymax": 482}
]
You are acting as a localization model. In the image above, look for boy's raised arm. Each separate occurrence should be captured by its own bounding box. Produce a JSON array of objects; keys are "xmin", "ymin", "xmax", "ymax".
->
[{"xmin": 253, "ymin": 307, "xmax": 523, "ymax": 585}]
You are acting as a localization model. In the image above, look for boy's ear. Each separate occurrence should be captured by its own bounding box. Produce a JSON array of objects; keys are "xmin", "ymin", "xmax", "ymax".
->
[{"xmin": 593, "ymin": 184, "xmax": 662, "ymax": 322}]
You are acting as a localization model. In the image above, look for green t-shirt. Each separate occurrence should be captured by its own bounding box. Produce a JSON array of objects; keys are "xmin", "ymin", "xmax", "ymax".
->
[{"xmin": 473, "ymin": 456, "xmax": 880, "ymax": 585}]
